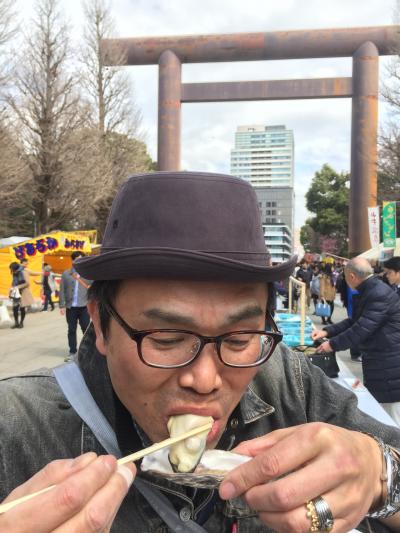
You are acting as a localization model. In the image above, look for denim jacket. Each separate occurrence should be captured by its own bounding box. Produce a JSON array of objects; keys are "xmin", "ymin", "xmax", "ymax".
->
[{"xmin": 1, "ymin": 325, "xmax": 400, "ymax": 532}]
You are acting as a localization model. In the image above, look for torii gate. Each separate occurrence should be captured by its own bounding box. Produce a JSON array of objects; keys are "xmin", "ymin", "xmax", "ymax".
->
[{"xmin": 102, "ymin": 26, "xmax": 400, "ymax": 256}]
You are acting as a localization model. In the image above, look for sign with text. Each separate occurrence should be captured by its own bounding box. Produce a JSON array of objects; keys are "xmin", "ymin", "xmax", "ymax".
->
[
  {"xmin": 382, "ymin": 201, "xmax": 397, "ymax": 249},
  {"xmin": 367, "ymin": 206, "xmax": 380, "ymax": 248},
  {"xmin": 12, "ymin": 232, "xmax": 91, "ymax": 260}
]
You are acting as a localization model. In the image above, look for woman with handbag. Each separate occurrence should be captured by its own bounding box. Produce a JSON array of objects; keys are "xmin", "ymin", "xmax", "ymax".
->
[
  {"xmin": 319, "ymin": 263, "xmax": 336, "ymax": 325},
  {"xmin": 8, "ymin": 262, "xmax": 34, "ymax": 329}
]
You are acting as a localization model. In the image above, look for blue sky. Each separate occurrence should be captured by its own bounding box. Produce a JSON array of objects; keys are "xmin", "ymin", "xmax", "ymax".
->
[{"xmin": 18, "ymin": 0, "xmax": 398, "ymax": 228}]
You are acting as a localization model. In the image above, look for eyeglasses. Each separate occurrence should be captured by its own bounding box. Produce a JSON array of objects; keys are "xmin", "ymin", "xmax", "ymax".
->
[{"xmin": 103, "ymin": 301, "xmax": 283, "ymax": 369}]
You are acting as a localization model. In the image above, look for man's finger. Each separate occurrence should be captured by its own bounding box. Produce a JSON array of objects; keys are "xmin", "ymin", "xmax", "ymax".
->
[
  {"xmin": 53, "ymin": 464, "xmax": 136, "ymax": 533},
  {"xmin": 241, "ymin": 456, "xmax": 344, "ymax": 512},
  {"xmin": 232, "ymin": 427, "xmax": 297, "ymax": 457},
  {"xmin": 219, "ymin": 423, "xmax": 335, "ymax": 500},
  {"xmin": 2, "ymin": 453, "xmax": 97, "ymax": 504},
  {"xmin": 1, "ymin": 455, "xmax": 118, "ymax": 533},
  {"xmin": 258, "ymin": 509, "xmax": 351, "ymax": 533}
]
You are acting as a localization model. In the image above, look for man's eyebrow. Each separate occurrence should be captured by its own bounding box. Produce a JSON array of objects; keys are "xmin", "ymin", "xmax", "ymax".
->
[
  {"xmin": 142, "ymin": 305, "xmax": 264, "ymax": 329},
  {"xmin": 143, "ymin": 308, "xmax": 197, "ymax": 327},
  {"xmin": 224, "ymin": 305, "xmax": 265, "ymax": 326}
]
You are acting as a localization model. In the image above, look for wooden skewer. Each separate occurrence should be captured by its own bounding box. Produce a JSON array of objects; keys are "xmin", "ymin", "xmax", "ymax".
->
[
  {"xmin": 0, "ymin": 421, "xmax": 213, "ymax": 515},
  {"xmin": 117, "ymin": 421, "xmax": 212, "ymax": 465}
]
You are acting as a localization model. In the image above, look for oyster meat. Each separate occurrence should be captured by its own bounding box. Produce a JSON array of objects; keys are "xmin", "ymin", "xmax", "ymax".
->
[
  {"xmin": 167, "ymin": 414, "xmax": 213, "ymax": 473},
  {"xmin": 141, "ymin": 448, "xmax": 251, "ymax": 489}
]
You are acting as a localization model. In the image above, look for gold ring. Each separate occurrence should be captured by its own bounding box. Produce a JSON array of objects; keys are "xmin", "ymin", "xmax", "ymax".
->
[{"xmin": 306, "ymin": 500, "xmax": 321, "ymax": 532}]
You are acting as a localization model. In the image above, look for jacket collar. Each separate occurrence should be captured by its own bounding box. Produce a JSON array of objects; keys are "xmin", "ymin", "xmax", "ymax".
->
[{"xmin": 356, "ymin": 274, "xmax": 376, "ymax": 293}]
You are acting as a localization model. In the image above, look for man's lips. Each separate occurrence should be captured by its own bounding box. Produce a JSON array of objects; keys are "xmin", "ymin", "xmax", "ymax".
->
[{"xmin": 206, "ymin": 419, "xmax": 221, "ymax": 443}]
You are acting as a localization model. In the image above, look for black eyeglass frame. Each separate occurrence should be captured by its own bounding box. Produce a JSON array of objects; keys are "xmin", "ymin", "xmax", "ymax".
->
[{"xmin": 103, "ymin": 301, "xmax": 283, "ymax": 369}]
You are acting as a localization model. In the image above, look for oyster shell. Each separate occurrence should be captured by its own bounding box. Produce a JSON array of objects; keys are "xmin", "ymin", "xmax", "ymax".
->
[
  {"xmin": 141, "ymin": 448, "xmax": 251, "ymax": 488},
  {"xmin": 167, "ymin": 414, "xmax": 213, "ymax": 473}
]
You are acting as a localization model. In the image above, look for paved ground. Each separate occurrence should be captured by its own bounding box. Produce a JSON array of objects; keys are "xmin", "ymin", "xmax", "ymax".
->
[
  {"xmin": 0, "ymin": 299, "xmax": 362, "ymax": 381},
  {"xmin": 0, "ymin": 307, "xmax": 83, "ymax": 378}
]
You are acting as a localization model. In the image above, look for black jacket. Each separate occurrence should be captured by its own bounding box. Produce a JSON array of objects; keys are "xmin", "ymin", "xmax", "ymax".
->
[
  {"xmin": 296, "ymin": 267, "xmax": 312, "ymax": 287},
  {"xmin": 325, "ymin": 275, "xmax": 400, "ymax": 403}
]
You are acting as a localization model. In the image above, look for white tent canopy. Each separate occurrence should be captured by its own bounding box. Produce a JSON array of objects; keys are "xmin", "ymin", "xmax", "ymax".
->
[
  {"xmin": 358, "ymin": 238, "xmax": 400, "ymax": 260},
  {"xmin": 0, "ymin": 236, "xmax": 30, "ymax": 249}
]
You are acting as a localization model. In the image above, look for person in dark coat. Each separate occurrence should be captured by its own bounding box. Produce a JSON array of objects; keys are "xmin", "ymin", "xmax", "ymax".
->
[
  {"xmin": 384, "ymin": 256, "xmax": 400, "ymax": 297},
  {"xmin": 335, "ymin": 269, "xmax": 361, "ymax": 361},
  {"xmin": 312, "ymin": 256, "xmax": 400, "ymax": 424}
]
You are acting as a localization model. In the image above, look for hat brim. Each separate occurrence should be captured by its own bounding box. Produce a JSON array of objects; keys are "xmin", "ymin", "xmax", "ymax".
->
[{"xmin": 75, "ymin": 248, "xmax": 297, "ymax": 283}]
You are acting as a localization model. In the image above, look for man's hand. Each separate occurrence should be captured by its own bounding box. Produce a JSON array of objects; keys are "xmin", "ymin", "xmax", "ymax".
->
[
  {"xmin": 60, "ymin": 308, "xmax": 65, "ymax": 316},
  {"xmin": 316, "ymin": 340, "xmax": 332, "ymax": 353},
  {"xmin": 219, "ymin": 424, "xmax": 384, "ymax": 533},
  {"xmin": 0, "ymin": 452, "xmax": 135, "ymax": 532},
  {"xmin": 311, "ymin": 329, "xmax": 327, "ymax": 341}
]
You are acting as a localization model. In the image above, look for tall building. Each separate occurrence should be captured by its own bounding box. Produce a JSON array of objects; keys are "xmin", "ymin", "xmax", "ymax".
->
[
  {"xmin": 230, "ymin": 125, "xmax": 295, "ymax": 263},
  {"xmin": 230, "ymin": 125, "xmax": 293, "ymax": 187}
]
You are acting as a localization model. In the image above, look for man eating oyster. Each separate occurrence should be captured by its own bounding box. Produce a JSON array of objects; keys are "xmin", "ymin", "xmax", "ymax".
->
[{"xmin": 1, "ymin": 171, "xmax": 400, "ymax": 533}]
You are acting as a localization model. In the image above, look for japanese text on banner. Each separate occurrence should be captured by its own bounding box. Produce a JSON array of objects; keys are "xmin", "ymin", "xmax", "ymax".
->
[{"xmin": 368, "ymin": 206, "xmax": 380, "ymax": 248}]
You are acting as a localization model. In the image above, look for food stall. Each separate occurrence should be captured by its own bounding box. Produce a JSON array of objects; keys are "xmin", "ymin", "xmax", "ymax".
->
[{"xmin": 0, "ymin": 231, "xmax": 98, "ymax": 301}]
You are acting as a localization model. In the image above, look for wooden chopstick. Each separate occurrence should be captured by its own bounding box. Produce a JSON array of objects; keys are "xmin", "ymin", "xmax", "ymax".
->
[
  {"xmin": 0, "ymin": 421, "xmax": 212, "ymax": 515},
  {"xmin": 116, "ymin": 421, "xmax": 212, "ymax": 465}
]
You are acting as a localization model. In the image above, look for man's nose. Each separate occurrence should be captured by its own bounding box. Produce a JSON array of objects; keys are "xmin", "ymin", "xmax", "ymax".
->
[{"xmin": 178, "ymin": 342, "xmax": 223, "ymax": 394}]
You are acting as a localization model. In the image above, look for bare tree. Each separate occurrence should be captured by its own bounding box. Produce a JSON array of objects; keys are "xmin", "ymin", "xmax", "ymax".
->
[
  {"xmin": 0, "ymin": 0, "xmax": 18, "ymax": 88},
  {"xmin": 8, "ymin": 0, "xmax": 88, "ymax": 235},
  {"xmin": 69, "ymin": 128, "xmax": 154, "ymax": 236},
  {"xmin": 0, "ymin": 0, "xmax": 16, "ymax": 47},
  {"xmin": 0, "ymin": 115, "xmax": 32, "ymax": 235},
  {"xmin": 0, "ymin": 0, "xmax": 31, "ymax": 236},
  {"xmin": 378, "ymin": 1, "xmax": 400, "ymax": 205},
  {"xmin": 75, "ymin": 0, "xmax": 152, "ymax": 237},
  {"xmin": 378, "ymin": 125, "xmax": 400, "ymax": 202},
  {"xmin": 81, "ymin": 0, "xmax": 141, "ymax": 135}
]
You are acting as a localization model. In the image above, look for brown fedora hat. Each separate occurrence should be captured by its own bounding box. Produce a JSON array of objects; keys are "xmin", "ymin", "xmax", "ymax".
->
[{"xmin": 74, "ymin": 171, "xmax": 297, "ymax": 282}]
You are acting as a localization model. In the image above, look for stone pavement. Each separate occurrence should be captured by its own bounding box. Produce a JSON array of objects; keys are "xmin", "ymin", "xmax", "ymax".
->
[
  {"xmin": 0, "ymin": 299, "xmax": 362, "ymax": 382},
  {"xmin": 0, "ymin": 307, "xmax": 83, "ymax": 379}
]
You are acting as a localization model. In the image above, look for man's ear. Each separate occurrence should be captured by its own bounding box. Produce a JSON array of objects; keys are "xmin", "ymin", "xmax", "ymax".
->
[{"xmin": 87, "ymin": 300, "xmax": 107, "ymax": 356}]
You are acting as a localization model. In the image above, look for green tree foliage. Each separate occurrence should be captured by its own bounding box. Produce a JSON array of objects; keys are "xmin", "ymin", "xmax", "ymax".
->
[
  {"xmin": 300, "ymin": 224, "xmax": 318, "ymax": 253},
  {"xmin": 300, "ymin": 164, "xmax": 349, "ymax": 255}
]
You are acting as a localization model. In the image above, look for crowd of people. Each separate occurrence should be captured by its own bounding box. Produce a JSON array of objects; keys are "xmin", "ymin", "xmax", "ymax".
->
[{"xmin": 290, "ymin": 257, "xmax": 390, "ymax": 326}]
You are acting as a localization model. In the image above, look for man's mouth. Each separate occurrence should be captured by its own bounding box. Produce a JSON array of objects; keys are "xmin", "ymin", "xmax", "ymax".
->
[{"xmin": 166, "ymin": 406, "xmax": 223, "ymax": 444}]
